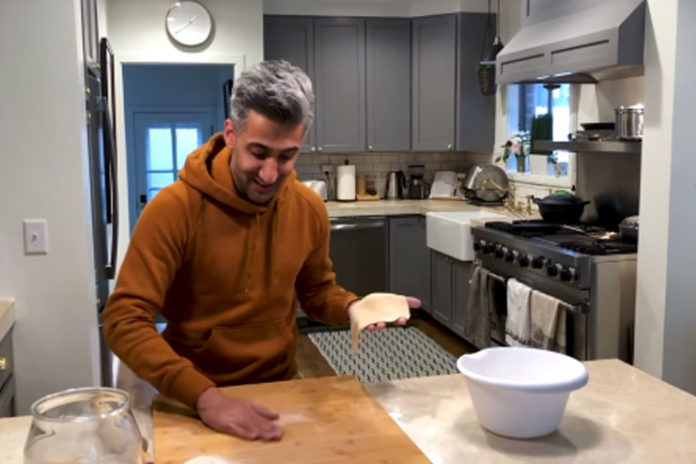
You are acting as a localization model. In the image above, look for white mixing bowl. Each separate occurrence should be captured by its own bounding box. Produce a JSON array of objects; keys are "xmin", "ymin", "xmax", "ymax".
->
[{"xmin": 457, "ymin": 347, "xmax": 588, "ymax": 439}]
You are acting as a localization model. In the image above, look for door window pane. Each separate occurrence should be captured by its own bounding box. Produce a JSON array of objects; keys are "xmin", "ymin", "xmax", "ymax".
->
[
  {"xmin": 147, "ymin": 172, "xmax": 175, "ymax": 201},
  {"xmin": 175, "ymin": 126, "xmax": 201, "ymax": 170},
  {"xmin": 147, "ymin": 127, "xmax": 173, "ymax": 170}
]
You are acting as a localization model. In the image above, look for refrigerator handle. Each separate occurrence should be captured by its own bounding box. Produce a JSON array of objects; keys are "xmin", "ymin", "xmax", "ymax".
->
[{"xmin": 103, "ymin": 105, "xmax": 119, "ymax": 280}]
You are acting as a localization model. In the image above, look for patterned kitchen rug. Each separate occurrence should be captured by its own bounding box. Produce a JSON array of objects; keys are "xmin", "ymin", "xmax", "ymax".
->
[{"xmin": 308, "ymin": 327, "xmax": 459, "ymax": 383}]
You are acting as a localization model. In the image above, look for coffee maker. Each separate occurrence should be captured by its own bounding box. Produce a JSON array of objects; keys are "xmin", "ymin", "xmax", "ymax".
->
[{"xmin": 407, "ymin": 164, "xmax": 430, "ymax": 199}]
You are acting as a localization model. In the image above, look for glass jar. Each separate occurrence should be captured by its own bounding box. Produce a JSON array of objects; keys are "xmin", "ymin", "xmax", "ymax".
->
[{"xmin": 24, "ymin": 387, "xmax": 145, "ymax": 464}]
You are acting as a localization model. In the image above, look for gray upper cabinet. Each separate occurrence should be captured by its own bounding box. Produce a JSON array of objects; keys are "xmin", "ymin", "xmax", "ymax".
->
[
  {"xmin": 314, "ymin": 18, "xmax": 366, "ymax": 152},
  {"xmin": 388, "ymin": 216, "xmax": 430, "ymax": 310},
  {"xmin": 263, "ymin": 16, "xmax": 316, "ymax": 152},
  {"xmin": 411, "ymin": 15, "xmax": 456, "ymax": 152},
  {"xmin": 366, "ymin": 18, "xmax": 411, "ymax": 152},
  {"xmin": 455, "ymin": 13, "xmax": 495, "ymax": 152}
]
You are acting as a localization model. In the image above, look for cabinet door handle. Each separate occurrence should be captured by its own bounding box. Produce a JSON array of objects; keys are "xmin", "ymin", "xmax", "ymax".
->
[
  {"xmin": 311, "ymin": 146, "xmax": 316, "ymax": 152},
  {"xmin": 318, "ymin": 146, "xmax": 323, "ymax": 151},
  {"xmin": 0, "ymin": 356, "xmax": 7, "ymax": 371},
  {"xmin": 330, "ymin": 221, "xmax": 385, "ymax": 231},
  {"xmin": 446, "ymin": 143, "xmax": 453, "ymax": 151}
]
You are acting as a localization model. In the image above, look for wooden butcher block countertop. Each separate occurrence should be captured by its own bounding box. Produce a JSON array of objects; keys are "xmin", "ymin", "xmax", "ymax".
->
[{"xmin": 153, "ymin": 375, "xmax": 428, "ymax": 463}]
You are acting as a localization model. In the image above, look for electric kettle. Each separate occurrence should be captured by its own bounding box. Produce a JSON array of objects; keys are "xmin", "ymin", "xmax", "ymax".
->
[{"xmin": 385, "ymin": 171, "xmax": 406, "ymax": 199}]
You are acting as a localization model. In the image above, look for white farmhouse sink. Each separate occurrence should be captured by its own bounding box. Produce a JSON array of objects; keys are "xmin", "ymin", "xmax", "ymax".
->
[{"xmin": 426, "ymin": 210, "xmax": 505, "ymax": 261}]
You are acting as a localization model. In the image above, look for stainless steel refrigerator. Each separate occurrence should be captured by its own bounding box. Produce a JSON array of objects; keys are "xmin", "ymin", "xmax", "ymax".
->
[{"xmin": 85, "ymin": 38, "xmax": 119, "ymax": 387}]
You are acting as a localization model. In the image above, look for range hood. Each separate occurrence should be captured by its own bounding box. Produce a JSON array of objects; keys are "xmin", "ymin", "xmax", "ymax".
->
[{"xmin": 496, "ymin": 0, "xmax": 645, "ymax": 84}]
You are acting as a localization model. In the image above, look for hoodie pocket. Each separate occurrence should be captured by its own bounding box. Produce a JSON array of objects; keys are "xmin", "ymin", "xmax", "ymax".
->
[{"xmin": 191, "ymin": 321, "xmax": 294, "ymax": 378}]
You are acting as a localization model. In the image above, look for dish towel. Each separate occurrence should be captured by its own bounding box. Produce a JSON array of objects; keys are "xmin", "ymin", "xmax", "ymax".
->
[
  {"xmin": 505, "ymin": 278, "xmax": 532, "ymax": 346},
  {"xmin": 530, "ymin": 290, "xmax": 567, "ymax": 353},
  {"xmin": 464, "ymin": 265, "xmax": 492, "ymax": 349}
]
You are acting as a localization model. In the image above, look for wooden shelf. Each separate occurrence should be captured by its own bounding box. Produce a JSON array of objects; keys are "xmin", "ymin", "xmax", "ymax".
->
[{"xmin": 533, "ymin": 140, "xmax": 641, "ymax": 154}]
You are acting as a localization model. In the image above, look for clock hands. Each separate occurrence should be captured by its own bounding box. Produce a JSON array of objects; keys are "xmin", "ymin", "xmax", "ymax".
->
[{"xmin": 173, "ymin": 14, "xmax": 200, "ymax": 35}]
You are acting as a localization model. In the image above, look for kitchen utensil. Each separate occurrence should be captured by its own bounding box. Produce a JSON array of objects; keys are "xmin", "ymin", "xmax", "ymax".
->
[
  {"xmin": 457, "ymin": 347, "xmax": 588, "ymax": 439},
  {"xmin": 464, "ymin": 165, "xmax": 509, "ymax": 202},
  {"xmin": 406, "ymin": 165, "xmax": 430, "ymax": 199},
  {"xmin": 385, "ymin": 170, "xmax": 407, "ymax": 199},
  {"xmin": 336, "ymin": 160, "xmax": 356, "ymax": 201},
  {"xmin": 429, "ymin": 171, "xmax": 458, "ymax": 199},
  {"xmin": 301, "ymin": 180, "xmax": 328, "ymax": 201},
  {"xmin": 619, "ymin": 215, "xmax": 639, "ymax": 243},
  {"xmin": 24, "ymin": 387, "xmax": 146, "ymax": 463},
  {"xmin": 153, "ymin": 376, "xmax": 427, "ymax": 462},
  {"xmin": 533, "ymin": 192, "xmax": 590, "ymax": 223},
  {"xmin": 615, "ymin": 104, "xmax": 644, "ymax": 140}
]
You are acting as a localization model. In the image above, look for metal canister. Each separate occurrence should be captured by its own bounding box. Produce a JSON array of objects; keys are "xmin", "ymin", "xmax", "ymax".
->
[{"xmin": 615, "ymin": 104, "xmax": 644, "ymax": 140}]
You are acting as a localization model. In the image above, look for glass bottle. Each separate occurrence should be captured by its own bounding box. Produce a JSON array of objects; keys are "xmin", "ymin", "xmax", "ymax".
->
[{"xmin": 24, "ymin": 387, "xmax": 145, "ymax": 463}]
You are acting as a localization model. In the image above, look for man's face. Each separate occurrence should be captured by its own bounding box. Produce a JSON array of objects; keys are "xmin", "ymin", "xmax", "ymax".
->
[{"xmin": 224, "ymin": 110, "xmax": 305, "ymax": 205}]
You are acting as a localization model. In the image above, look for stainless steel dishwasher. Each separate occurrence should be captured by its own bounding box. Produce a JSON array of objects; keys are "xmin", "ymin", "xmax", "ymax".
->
[
  {"xmin": 328, "ymin": 216, "xmax": 388, "ymax": 296},
  {"xmin": 297, "ymin": 216, "xmax": 387, "ymax": 326}
]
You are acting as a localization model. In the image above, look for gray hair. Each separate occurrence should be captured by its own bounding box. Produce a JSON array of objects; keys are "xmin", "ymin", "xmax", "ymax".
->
[{"xmin": 229, "ymin": 60, "xmax": 314, "ymax": 134}]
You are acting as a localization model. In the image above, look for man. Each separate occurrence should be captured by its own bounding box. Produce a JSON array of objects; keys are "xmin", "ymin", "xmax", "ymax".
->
[{"xmin": 103, "ymin": 60, "xmax": 419, "ymax": 441}]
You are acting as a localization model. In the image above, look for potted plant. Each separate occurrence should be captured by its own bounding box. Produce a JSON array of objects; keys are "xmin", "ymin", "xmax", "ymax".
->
[{"xmin": 496, "ymin": 132, "xmax": 530, "ymax": 173}]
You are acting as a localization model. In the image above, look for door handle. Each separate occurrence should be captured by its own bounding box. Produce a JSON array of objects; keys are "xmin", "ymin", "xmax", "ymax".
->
[{"xmin": 330, "ymin": 221, "xmax": 384, "ymax": 231}]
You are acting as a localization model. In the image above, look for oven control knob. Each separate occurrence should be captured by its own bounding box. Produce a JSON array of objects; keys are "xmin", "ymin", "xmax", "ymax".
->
[
  {"xmin": 531, "ymin": 256, "xmax": 545, "ymax": 269},
  {"xmin": 504, "ymin": 250, "xmax": 515, "ymax": 262},
  {"xmin": 560, "ymin": 267, "xmax": 575, "ymax": 282},
  {"xmin": 519, "ymin": 255, "xmax": 530, "ymax": 267},
  {"xmin": 473, "ymin": 241, "xmax": 482, "ymax": 252},
  {"xmin": 494, "ymin": 246, "xmax": 505, "ymax": 259},
  {"xmin": 546, "ymin": 262, "xmax": 559, "ymax": 277}
]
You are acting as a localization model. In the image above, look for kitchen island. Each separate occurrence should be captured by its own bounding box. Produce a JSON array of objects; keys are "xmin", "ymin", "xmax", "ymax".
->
[{"xmin": 1, "ymin": 359, "xmax": 695, "ymax": 462}]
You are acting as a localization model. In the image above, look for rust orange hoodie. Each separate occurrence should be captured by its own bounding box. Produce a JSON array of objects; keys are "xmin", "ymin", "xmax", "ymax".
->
[{"xmin": 103, "ymin": 133, "xmax": 357, "ymax": 409}]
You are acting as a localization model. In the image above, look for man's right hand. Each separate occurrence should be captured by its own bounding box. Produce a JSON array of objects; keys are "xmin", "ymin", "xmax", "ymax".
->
[{"xmin": 196, "ymin": 387, "xmax": 283, "ymax": 441}]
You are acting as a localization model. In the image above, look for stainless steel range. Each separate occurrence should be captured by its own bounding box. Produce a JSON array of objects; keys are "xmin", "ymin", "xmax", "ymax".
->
[{"xmin": 471, "ymin": 220, "xmax": 637, "ymax": 362}]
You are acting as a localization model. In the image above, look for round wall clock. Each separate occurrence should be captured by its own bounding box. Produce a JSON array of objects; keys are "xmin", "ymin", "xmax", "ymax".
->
[{"xmin": 165, "ymin": 1, "xmax": 213, "ymax": 47}]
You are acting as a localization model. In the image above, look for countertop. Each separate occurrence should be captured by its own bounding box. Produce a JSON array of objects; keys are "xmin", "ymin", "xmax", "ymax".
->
[
  {"xmin": 325, "ymin": 199, "xmax": 510, "ymax": 217},
  {"xmin": 0, "ymin": 299, "xmax": 15, "ymax": 342},
  {"xmin": 2, "ymin": 359, "xmax": 696, "ymax": 462}
]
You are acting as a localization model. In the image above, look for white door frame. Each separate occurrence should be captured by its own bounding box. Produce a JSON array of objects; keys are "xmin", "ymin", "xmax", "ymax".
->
[{"xmin": 113, "ymin": 52, "xmax": 244, "ymax": 271}]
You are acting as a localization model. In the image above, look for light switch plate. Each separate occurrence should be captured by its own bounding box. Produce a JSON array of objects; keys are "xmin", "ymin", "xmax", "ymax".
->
[{"xmin": 23, "ymin": 219, "xmax": 48, "ymax": 255}]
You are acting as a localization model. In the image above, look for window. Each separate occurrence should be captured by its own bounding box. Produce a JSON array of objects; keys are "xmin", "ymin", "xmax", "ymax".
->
[
  {"xmin": 145, "ymin": 123, "xmax": 203, "ymax": 201},
  {"xmin": 506, "ymin": 83, "xmax": 571, "ymax": 177}
]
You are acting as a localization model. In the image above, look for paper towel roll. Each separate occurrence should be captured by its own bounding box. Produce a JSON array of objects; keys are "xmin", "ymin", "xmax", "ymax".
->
[{"xmin": 337, "ymin": 164, "xmax": 356, "ymax": 201}]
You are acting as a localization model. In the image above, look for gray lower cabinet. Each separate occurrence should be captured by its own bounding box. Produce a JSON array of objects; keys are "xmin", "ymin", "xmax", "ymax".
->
[
  {"xmin": 314, "ymin": 18, "xmax": 366, "ymax": 152},
  {"xmin": 411, "ymin": 14, "xmax": 457, "ymax": 152},
  {"xmin": 431, "ymin": 251, "xmax": 453, "ymax": 324},
  {"xmin": 451, "ymin": 259, "xmax": 473, "ymax": 337},
  {"xmin": 0, "ymin": 328, "xmax": 15, "ymax": 418},
  {"xmin": 263, "ymin": 16, "xmax": 316, "ymax": 152},
  {"xmin": 388, "ymin": 216, "xmax": 431, "ymax": 311},
  {"xmin": 366, "ymin": 18, "xmax": 411, "ymax": 152},
  {"xmin": 430, "ymin": 251, "xmax": 473, "ymax": 339}
]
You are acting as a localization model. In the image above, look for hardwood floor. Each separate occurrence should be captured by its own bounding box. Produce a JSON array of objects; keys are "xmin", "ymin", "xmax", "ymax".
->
[{"xmin": 295, "ymin": 309, "xmax": 477, "ymax": 378}]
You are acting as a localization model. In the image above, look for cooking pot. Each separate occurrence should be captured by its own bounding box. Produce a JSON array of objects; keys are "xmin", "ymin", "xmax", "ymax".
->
[
  {"xmin": 533, "ymin": 192, "xmax": 590, "ymax": 224},
  {"xmin": 615, "ymin": 104, "xmax": 644, "ymax": 140},
  {"xmin": 619, "ymin": 215, "xmax": 639, "ymax": 243}
]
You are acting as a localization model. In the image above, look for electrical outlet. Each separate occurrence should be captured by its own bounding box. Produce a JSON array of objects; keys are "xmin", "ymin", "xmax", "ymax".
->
[{"xmin": 23, "ymin": 219, "xmax": 48, "ymax": 255}]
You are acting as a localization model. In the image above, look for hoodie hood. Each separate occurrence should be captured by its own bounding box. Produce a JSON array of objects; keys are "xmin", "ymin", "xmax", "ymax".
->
[{"xmin": 178, "ymin": 132, "xmax": 295, "ymax": 215}]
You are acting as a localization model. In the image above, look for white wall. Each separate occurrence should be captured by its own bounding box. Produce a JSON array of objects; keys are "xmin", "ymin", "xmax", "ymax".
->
[
  {"xmin": 0, "ymin": 0, "xmax": 101, "ymax": 412},
  {"xmin": 634, "ymin": 0, "xmax": 696, "ymax": 393}
]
